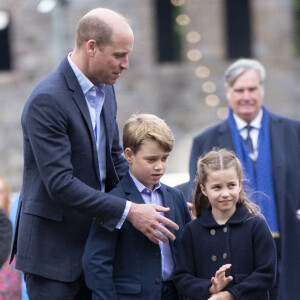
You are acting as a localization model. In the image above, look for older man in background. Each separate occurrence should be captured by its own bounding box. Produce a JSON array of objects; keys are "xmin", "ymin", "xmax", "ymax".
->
[{"xmin": 188, "ymin": 58, "xmax": 300, "ymax": 300}]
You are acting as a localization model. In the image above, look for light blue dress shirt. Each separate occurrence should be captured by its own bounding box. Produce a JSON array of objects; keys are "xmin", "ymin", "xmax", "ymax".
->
[{"xmin": 129, "ymin": 172, "xmax": 174, "ymax": 281}]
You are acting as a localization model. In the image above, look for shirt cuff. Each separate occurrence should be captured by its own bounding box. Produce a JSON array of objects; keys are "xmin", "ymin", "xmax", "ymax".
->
[{"xmin": 116, "ymin": 200, "xmax": 132, "ymax": 229}]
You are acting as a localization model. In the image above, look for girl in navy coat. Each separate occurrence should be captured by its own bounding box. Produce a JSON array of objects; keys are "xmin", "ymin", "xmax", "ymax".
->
[{"xmin": 174, "ymin": 149, "xmax": 276, "ymax": 300}]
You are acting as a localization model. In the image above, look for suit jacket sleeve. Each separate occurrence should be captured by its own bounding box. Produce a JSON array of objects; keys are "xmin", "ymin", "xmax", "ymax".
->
[{"xmin": 82, "ymin": 222, "xmax": 118, "ymax": 300}]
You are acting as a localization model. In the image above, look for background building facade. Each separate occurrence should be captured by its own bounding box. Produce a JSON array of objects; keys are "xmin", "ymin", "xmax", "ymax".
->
[{"xmin": 0, "ymin": 0, "xmax": 299, "ymax": 190}]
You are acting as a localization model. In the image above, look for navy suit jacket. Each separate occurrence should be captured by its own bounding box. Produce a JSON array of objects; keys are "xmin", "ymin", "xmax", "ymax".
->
[
  {"xmin": 11, "ymin": 56, "xmax": 129, "ymax": 282},
  {"xmin": 82, "ymin": 172, "xmax": 191, "ymax": 300},
  {"xmin": 188, "ymin": 111, "xmax": 300, "ymax": 299}
]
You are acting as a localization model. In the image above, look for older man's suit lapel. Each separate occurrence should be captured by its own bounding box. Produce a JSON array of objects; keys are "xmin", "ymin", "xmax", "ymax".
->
[
  {"xmin": 219, "ymin": 121, "xmax": 235, "ymax": 151},
  {"xmin": 61, "ymin": 57, "xmax": 101, "ymax": 182}
]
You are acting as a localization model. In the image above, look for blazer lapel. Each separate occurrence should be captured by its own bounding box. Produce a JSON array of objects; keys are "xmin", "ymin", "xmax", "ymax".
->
[
  {"xmin": 61, "ymin": 57, "xmax": 100, "ymax": 182},
  {"xmin": 161, "ymin": 185, "xmax": 176, "ymax": 235},
  {"xmin": 219, "ymin": 121, "xmax": 235, "ymax": 151},
  {"xmin": 122, "ymin": 173, "xmax": 145, "ymax": 204}
]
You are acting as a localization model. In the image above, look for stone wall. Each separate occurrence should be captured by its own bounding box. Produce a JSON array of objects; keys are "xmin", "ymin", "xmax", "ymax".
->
[{"xmin": 0, "ymin": 0, "xmax": 299, "ymax": 191}]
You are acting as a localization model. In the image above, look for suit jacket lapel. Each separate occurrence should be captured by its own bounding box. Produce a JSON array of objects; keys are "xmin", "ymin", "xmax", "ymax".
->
[
  {"xmin": 61, "ymin": 56, "xmax": 101, "ymax": 182},
  {"xmin": 161, "ymin": 185, "xmax": 176, "ymax": 235},
  {"xmin": 122, "ymin": 173, "xmax": 145, "ymax": 204},
  {"xmin": 219, "ymin": 121, "xmax": 235, "ymax": 151},
  {"xmin": 102, "ymin": 86, "xmax": 114, "ymax": 150}
]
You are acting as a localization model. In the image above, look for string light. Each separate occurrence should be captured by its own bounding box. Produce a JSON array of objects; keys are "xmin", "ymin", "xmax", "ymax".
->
[
  {"xmin": 217, "ymin": 107, "xmax": 228, "ymax": 120},
  {"xmin": 195, "ymin": 66, "xmax": 210, "ymax": 78},
  {"xmin": 187, "ymin": 49, "xmax": 202, "ymax": 61},
  {"xmin": 205, "ymin": 94, "xmax": 220, "ymax": 107},
  {"xmin": 176, "ymin": 14, "xmax": 191, "ymax": 26},
  {"xmin": 186, "ymin": 31, "xmax": 201, "ymax": 43},
  {"xmin": 171, "ymin": 0, "xmax": 186, "ymax": 6},
  {"xmin": 202, "ymin": 81, "xmax": 217, "ymax": 93}
]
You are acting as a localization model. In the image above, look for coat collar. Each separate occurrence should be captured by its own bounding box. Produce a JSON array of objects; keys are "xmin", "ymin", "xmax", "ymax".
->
[{"xmin": 199, "ymin": 205, "xmax": 251, "ymax": 228}]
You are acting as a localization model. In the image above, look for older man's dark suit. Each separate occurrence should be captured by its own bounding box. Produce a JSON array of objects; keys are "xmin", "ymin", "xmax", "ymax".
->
[
  {"xmin": 11, "ymin": 56, "xmax": 128, "ymax": 283},
  {"xmin": 188, "ymin": 111, "xmax": 300, "ymax": 299}
]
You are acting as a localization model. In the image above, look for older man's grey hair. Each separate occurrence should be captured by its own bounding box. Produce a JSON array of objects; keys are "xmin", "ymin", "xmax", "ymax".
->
[{"xmin": 224, "ymin": 59, "xmax": 266, "ymax": 88}]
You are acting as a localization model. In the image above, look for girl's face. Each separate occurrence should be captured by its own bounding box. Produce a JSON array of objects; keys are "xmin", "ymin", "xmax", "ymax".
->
[{"xmin": 200, "ymin": 167, "xmax": 241, "ymax": 223}]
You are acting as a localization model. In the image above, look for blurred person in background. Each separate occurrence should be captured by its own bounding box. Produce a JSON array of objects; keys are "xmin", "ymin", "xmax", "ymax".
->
[
  {"xmin": 0, "ymin": 176, "xmax": 21, "ymax": 299},
  {"xmin": 188, "ymin": 58, "xmax": 300, "ymax": 299}
]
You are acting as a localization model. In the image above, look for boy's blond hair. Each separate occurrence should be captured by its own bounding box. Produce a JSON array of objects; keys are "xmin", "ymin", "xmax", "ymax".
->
[{"xmin": 123, "ymin": 113, "xmax": 174, "ymax": 153}]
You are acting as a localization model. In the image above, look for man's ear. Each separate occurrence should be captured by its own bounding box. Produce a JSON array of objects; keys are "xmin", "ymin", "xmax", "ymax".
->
[
  {"xmin": 200, "ymin": 184, "xmax": 207, "ymax": 196},
  {"xmin": 86, "ymin": 39, "xmax": 97, "ymax": 57},
  {"xmin": 124, "ymin": 148, "xmax": 134, "ymax": 163}
]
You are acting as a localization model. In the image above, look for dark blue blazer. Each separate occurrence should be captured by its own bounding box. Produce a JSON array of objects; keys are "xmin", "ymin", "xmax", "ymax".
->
[
  {"xmin": 188, "ymin": 111, "xmax": 300, "ymax": 299},
  {"xmin": 11, "ymin": 56, "xmax": 129, "ymax": 282},
  {"xmin": 82, "ymin": 172, "xmax": 191, "ymax": 300}
]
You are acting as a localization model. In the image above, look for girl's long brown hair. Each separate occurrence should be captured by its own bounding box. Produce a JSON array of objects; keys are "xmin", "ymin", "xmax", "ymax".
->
[{"xmin": 192, "ymin": 148, "xmax": 260, "ymax": 218}]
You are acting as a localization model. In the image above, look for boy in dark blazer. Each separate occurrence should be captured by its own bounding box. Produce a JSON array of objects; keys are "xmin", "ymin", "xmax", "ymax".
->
[{"xmin": 83, "ymin": 113, "xmax": 191, "ymax": 300}]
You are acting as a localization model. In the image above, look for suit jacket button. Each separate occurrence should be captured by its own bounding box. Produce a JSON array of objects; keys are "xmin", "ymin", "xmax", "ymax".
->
[
  {"xmin": 155, "ymin": 278, "xmax": 161, "ymax": 285},
  {"xmin": 211, "ymin": 255, "xmax": 217, "ymax": 262},
  {"xmin": 210, "ymin": 229, "xmax": 216, "ymax": 235},
  {"xmin": 223, "ymin": 253, "xmax": 227, "ymax": 259},
  {"xmin": 154, "ymin": 252, "xmax": 160, "ymax": 258}
]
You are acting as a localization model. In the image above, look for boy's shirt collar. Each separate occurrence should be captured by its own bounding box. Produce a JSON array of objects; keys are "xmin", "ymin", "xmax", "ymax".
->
[{"xmin": 129, "ymin": 171, "xmax": 161, "ymax": 193}]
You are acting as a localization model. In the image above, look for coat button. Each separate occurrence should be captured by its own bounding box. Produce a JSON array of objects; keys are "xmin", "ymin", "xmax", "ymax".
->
[
  {"xmin": 223, "ymin": 227, "xmax": 228, "ymax": 233},
  {"xmin": 210, "ymin": 229, "xmax": 216, "ymax": 235},
  {"xmin": 211, "ymin": 255, "xmax": 217, "ymax": 262},
  {"xmin": 154, "ymin": 252, "xmax": 160, "ymax": 258},
  {"xmin": 155, "ymin": 278, "xmax": 161, "ymax": 285},
  {"xmin": 223, "ymin": 253, "xmax": 227, "ymax": 259}
]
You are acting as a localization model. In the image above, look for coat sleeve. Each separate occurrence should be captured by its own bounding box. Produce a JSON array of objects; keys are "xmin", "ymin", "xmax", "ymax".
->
[
  {"xmin": 82, "ymin": 222, "xmax": 119, "ymax": 300},
  {"xmin": 173, "ymin": 223, "xmax": 212, "ymax": 300},
  {"xmin": 226, "ymin": 217, "xmax": 277, "ymax": 300},
  {"xmin": 0, "ymin": 209, "xmax": 12, "ymax": 268}
]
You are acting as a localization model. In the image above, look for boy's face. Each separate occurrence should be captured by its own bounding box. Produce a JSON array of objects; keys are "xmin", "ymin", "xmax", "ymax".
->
[{"xmin": 124, "ymin": 140, "xmax": 170, "ymax": 190}]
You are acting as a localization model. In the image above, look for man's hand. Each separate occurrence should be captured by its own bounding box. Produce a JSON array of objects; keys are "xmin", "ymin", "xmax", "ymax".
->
[{"xmin": 126, "ymin": 203, "xmax": 179, "ymax": 244}]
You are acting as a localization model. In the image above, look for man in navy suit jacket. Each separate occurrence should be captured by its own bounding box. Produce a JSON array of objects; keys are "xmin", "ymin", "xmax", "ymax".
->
[
  {"xmin": 83, "ymin": 113, "xmax": 191, "ymax": 300},
  {"xmin": 188, "ymin": 59, "xmax": 300, "ymax": 300},
  {"xmin": 11, "ymin": 8, "xmax": 178, "ymax": 299}
]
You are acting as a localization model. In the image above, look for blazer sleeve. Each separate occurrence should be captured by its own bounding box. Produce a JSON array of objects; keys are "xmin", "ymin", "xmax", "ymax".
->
[
  {"xmin": 173, "ymin": 223, "xmax": 212, "ymax": 300},
  {"xmin": 226, "ymin": 217, "xmax": 277, "ymax": 300},
  {"xmin": 82, "ymin": 222, "xmax": 119, "ymax": 300}
]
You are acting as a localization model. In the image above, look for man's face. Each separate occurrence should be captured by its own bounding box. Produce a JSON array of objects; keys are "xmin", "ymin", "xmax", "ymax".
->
[
  {"xmin": 226, "ymin": 69, "xmax": 264, "ymax": 123},
  {"xmin": 89, "ymin": 28, "xmax": 134, "ymax": 85}
]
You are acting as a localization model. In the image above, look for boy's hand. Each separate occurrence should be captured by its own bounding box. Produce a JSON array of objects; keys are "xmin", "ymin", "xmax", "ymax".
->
[
  {"xmin": 127, "ymin": 203, "xmax": 179, "ymax": 244},
  {"xmin": 209, "ymin": 264, "xmax": 233, "ymax": 295}
]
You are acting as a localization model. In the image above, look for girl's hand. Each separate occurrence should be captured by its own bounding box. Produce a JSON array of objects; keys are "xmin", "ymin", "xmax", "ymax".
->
[
  {"xmin": 209, "ymin": 264, "xmax": 233, "ymax": 295},
  {"xmin": 208, "ymin": 291, "xmax": 234, "ymax": 300}
]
